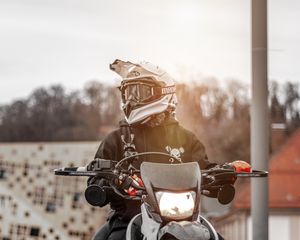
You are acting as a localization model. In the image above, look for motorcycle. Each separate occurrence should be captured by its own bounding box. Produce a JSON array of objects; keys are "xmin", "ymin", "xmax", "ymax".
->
[{"xmin": 54, "ymin": 152, "xmax": 268, "ymax": 240}]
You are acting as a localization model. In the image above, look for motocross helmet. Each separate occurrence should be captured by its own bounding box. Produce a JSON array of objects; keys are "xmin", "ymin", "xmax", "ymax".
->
[{"xmin": 110, "ymin": 59, "xmax": 177, "ymax": 125}]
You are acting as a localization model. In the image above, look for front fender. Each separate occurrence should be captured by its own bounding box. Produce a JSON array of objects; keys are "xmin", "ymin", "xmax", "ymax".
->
[{"xmin": 158, "ymin": 221, "xmax": 211, "ymax": 240}]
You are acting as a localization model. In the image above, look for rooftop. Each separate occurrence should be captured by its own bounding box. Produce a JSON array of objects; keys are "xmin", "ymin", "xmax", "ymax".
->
[{"xmin": 233, "ymin": 128, "xmax": 300, "ymax": 209}]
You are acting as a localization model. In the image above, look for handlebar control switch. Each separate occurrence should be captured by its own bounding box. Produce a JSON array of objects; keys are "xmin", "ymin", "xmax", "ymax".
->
[{"xmin": 88, "ymin": 158, "xmax": 117, "ymax": 171}]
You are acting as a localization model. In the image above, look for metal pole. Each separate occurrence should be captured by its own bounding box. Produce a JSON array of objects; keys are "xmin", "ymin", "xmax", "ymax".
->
[{"xmin": 251, "ymin": 0, "xmax": 269, "ymax": 239}]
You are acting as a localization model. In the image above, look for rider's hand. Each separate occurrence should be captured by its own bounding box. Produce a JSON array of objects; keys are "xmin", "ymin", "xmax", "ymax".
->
[
  {"xmin": 229, "ymin": 160, "xmax": 252, "ymax": 173},
  {"xmin": 124, "ymin": 174, "xmax": 144, "ymax": 196}
]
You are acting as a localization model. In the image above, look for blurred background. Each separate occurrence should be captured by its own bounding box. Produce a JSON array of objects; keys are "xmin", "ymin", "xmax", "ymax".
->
[{"xmin": 0, "ymin": 0, "xmax": 299, "ymax": 239}]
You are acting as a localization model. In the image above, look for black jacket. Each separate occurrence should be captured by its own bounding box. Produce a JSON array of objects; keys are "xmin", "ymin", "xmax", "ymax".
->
[
  {"xmin": 91, "ymin": 116, "xmax": 214, "ymax": 220},
  {"xmin": 95, "ymin": 117, "xmax": 211, "ymax": 168}
]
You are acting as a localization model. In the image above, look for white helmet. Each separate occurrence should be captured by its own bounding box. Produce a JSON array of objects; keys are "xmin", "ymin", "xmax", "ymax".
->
[{"xmin": 110, "ymin": 59, "xmax": 177, "ymax": 125}]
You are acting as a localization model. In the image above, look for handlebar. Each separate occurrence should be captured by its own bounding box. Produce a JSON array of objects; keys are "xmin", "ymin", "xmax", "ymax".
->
[
  {"xmin": 54, "ymin": 167, "xmax": 268, "ymax": 178},
  {"xmin": 201, "ymin": 168, "xmax": 268, "ymax": 177},
  {"xmin": 54, "ymin": 168, "xmax": 97, "ymax": 176},
  {"xmin": 54, "ymin": 156, "xmax": 268, "ymax": 202}
]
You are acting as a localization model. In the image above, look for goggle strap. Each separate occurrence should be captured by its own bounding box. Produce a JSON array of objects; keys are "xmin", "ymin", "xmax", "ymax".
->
[{"xmin": 161, "ymin": 85, "xmax": 176, "ymax": 95}]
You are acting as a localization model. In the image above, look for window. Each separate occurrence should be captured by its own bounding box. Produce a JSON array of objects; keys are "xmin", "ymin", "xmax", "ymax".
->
[
  {"xmin": 33, "ymin": 187, "xmax": 45, "ymax": 205},
  {"xmin": 30, "ymin": 227, "xmax": 40, "ymax": 237},
  {"xmin": 0, "ymin": 169, "xmax": 6, "ymax": 179},
  {"xmin": 45, "ymin": 201, "xmax": 56, "ymax": 213}
]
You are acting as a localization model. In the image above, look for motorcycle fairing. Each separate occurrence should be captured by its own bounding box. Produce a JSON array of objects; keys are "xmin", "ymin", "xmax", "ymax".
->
[
  {"xmin": 157, "ymin": 221, "xmax": 211, "ymax": 240},
  {"xmin": 140, "ymin": 162, "xmax": 201, "ymax": 220}
]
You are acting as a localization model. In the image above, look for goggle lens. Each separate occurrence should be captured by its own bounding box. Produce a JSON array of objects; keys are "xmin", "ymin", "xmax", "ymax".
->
[
  {"xmin": 119, "ymin": 77, "xmax": 175, "ymax": 104},
  {"xmin": 123, "ymin": 83, "xmax": 155, "ymax": 103}
]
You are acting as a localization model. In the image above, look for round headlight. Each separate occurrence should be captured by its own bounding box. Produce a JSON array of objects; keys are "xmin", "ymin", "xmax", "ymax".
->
[{"xmin": 155, "ymin": 191, "xmax": 195, "ymax": 220}]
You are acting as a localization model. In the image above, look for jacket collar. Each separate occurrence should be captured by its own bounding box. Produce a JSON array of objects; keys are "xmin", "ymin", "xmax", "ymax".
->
[{"xmin": 125, "ymin": 115, "xmax": 178, "ymax": 129}]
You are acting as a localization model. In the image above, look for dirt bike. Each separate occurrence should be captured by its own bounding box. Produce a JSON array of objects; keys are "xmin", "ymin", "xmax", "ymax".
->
[{"xmin": 54, "ymin": 152, "xmax": 268, "ymax": 240}]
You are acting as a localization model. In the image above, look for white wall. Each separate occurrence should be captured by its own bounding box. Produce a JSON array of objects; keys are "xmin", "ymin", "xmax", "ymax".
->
[{"xmin": 247, "ymin": 215, "xmax": 293, "ymax": 240}]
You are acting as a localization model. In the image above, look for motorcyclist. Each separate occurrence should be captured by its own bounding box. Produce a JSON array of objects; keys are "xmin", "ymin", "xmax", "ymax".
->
[{"xmin": 87, "ymin": 59, "xmax": 219, "ymax": 240}]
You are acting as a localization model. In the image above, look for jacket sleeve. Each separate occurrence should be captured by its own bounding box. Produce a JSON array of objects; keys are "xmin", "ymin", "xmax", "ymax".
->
[
  {"xmin": 94, "ymin": 131, "xmax": 118, "ymax": 160},
  {"xmin": 87, "ymin": 131, "xmax": 118, "ymax": 186},
  {"xmin": 190, "ymin": 134, "xmax": 217, "ymax": 170}
]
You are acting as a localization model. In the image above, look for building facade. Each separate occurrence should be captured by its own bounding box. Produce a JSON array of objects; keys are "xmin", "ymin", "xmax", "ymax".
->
[{"xmin": 0, "ymin": 142, "xmax": 107, "ymax": 240}]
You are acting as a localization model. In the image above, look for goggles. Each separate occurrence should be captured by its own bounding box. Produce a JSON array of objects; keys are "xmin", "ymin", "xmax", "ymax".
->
[{"xmin": 119, "ymin": 78, "xmax": 175, "ymax": 104}]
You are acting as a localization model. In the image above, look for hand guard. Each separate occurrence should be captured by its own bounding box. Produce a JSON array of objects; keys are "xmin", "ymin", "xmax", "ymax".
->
[{"xmin": 229, "ymin": 160, "xmax": 252, "ymax": 173}]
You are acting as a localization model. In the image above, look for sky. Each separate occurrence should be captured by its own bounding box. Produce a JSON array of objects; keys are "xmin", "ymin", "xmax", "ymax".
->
[{"xmin": 0, "ymin": 0, "xmax": 299, "ymax": 104}]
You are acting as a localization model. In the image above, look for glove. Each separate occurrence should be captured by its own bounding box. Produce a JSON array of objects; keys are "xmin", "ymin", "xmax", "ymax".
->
[
  {"xmin": 124, "ymin": 174, "xmax": 144, "ymax": 196},
  {"xmin": 229, "ymin": 160, "xmax": 252, "ymax": 173}
]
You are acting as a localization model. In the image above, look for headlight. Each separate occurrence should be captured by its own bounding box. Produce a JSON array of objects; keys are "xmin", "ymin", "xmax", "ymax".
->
[{"xmin": 155, "ymin": 191, "xmax": 195, "ymax": 220}]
